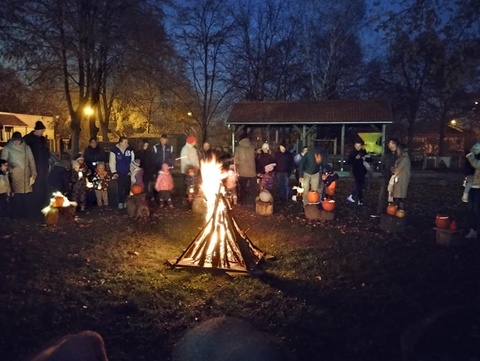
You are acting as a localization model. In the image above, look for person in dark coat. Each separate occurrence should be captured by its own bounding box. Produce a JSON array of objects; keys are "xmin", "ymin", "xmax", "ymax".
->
[
  {"xmin": 346, "ymin": 141, "xmax": 370, "ymax": 206},
  {"xmin": 23, "ymin": 120, "xmax": 51, "ymax": 218},
  {"xmin": 84, "ymin": 138, "xmax": 106, "ymax": 174},
  {"xmin": 298, "ymin": 146, "xmax": 324, "ymax": 206},
  {"xmin": 274, "ymin": 143, "xmax": 294, "ymax": 202},
  {"xmin": 135, "ymin": 139, "xmax": 155, "ymax": 200},
  {"xmin": 47, "ymin": 160, "xmax": 70, "ymax": 196},
  {"xmin": 152, "ymin": 134, "xmax": 174, "ymax": 173},
  {"xmin": 371, "ymin": 138, "xmax": 399, "ymax": 217},
  {"xmin": 255, "ymin": 143, "xmax": 275, "ymax": 176}
]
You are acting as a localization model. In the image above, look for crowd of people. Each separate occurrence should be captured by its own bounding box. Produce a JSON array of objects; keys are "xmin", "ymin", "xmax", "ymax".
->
[{"xmin": 1, "ymin": 130, "xmax": 479, "ymax": 241}]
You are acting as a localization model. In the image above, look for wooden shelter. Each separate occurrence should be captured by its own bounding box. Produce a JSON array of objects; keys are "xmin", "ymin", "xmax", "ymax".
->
[{"xmin": 226, "ymin": 100, "xmax": 393, "ymax": 170}]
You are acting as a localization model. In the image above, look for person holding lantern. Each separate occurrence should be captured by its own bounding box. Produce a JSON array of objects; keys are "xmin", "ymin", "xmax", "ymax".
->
[
  {"xmin": 387, "ymin": 143, "xmax": 411, "ymax": 211},
  {"xmin": 298, "ymin": 146, "xmax": 324, "ymax": 206}
]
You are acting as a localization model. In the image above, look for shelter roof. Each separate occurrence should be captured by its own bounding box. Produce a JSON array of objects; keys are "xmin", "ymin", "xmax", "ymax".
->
[
  {"xmin": 0, "ymin": 114, "xmax": 28, "ymax": 127},
  {"xmin": 226, "ymin": 100, "xmax": 393, "ymax": 125}
]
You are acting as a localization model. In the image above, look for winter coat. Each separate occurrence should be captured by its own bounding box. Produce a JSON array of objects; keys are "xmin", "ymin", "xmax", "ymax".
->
[
  {"xmin": 152, "ymin": 143, "xmax": 174, "ymax": 169},
  {"xmin": 109, "ymin": 145, "xmax": 135, "ymax": 175},
  {"xmin": 155, "ymin": 170, "xmax": 174, "ymax": 192},
  {"xmin": 136, "ymin": 148, "xmax": 156, "ymax": 181},
  {"xmin": 234, "ymin": 138, "xmax": 256, "ymax": 178},
  {"xmin": 274, "ymin": 150, "xmax": 294, "ymax": 174},
  {"xmin": 180, "ymin": 143, "xmax": 199, "ymax": 174},
  {"xmin": 380, "ymin": 150, "xmax": 397, "ymax": 179},
  {"xmin": 91, "ymin": 170, "xmax": 112, "ymax": 191},
  {"xmin": 392, "ymin": 152, "xmax": 411, "ymax": 198},
  {"xmin": 0, "ymin": 140, "xmax": 36, "ymax": 194},
  {"xmin": 466, "ymin": 151, "xmax": 480, "ymax": 188},
  {"xmin": 23, "ymin": 132, "xmax": 50, "ymax": 175},
  {"xmin": 347, "ymin": 149, "xmax": 368, "ymax": 178},
  {"xmin": 298, "ymin": 150, "xmax": 322, "ymax": 177},
  {"xmin": 84, "ymin": 145, "xmax": 106, "ymax": 173},
  {"xmin": 255, "ymin": 151, "xmax": 275, "ymax": 175},
  {"xmin": 48, "ymin": 164, "xmax": 70, "ymax": 195}
]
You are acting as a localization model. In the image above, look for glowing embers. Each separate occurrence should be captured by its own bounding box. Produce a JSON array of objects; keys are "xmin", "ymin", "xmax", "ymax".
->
[{"xmin": 171, "ymin": 159, "xmax": 265, "ymax": 274}]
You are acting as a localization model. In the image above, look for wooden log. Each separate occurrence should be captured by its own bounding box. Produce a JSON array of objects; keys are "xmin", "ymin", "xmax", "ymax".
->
[
  {"xmin": 433, "ymin": 227, "xmax": 459, "ymax": 246},
  {"xmin": 379, "ymin": 213, "xmax": 406, "ymax": 233},
  {"xmin": 126, "ymin": 193, "xmax": 150, "ymax": 218},
  {"xmin": 255, "ymin": 198, "xmax": 273, "ymax": 216}
]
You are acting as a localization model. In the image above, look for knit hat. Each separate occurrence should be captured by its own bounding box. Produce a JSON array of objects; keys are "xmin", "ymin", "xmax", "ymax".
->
[
  {"xmin": 261, "ymin": 143, "xmax": 269, "ymax": 150},
  {"xmin": 265, "ymin": 163, "xmax": 276, "ymax": 173},
  {"xmin": 75, "ymin": 153, "xmax": 84, "ymax": 161},
  {"xmin": 161, "ymin": 163, "xmax": 170, "ymax": 171},
  {"xmin": 186, "ymin": 136, "xmax": 196, "ymax": 144},
  {"xmin": 34, "ymin": 120, "xmax": 46, "ymax": 130},
  {"xmin": 11, "ymin": 131, "xmax": 23, "ymax": 141}
]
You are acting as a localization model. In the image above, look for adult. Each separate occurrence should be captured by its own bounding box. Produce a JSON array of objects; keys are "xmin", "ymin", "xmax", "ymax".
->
[
  {"xmin": 294, "ymin": 146, "xmax": 308, "ymax": 181},
  {"xmin": 200, "ymin": 141, "xmax": 214, "ymax": 162},
  {"xmin": 109, "ymin": 137, "xmax": 135, "ymax": 210},
  {"xmin": 371, "ymin": 138, "xmax": 399, "ymax": 217},
  {"xmin": 274, "ymin": 143, "xmax": 294, "ymax": 202},
  {"xmin": 298, "ymin": 146, "xmax": 323, "ymax": 206},
  {"xmin": 23, "ymin": 120, "xmax": 51, "ymax": 217},
  {"xmin": 84, "ymin": 138, "xmax": 105, "ymax": 174},
  {"xmin": 152, "ymin": 134, "xmax": 174, "ymax": 173},
  {"xmin": 0, "ymin": 131, "xmax": 37, "ymax": 218},
  {"xmin": 180, "ymin": 136, "xmax": 200, "ymax": 174},
  {"xmin": 389, "ymin": 143, "xmax": 411, "ymax": 211},
  {"xmin": 464, "ymin": 142, "xmax": 480, "ymax": 240},
  {"xmin": 346, "ymin": 141, "xmax": 369, "ymax": 205},
  {"xmin": 255, "ymin": 143, "xmax": 275, "ymax": 176},
  {"xmin": 234, "ymin": 137, "xmax": 257, "ymax": 206},
  {"xmin": 135, "ymin": 139, "xmax": 155, "ymax": 200}
]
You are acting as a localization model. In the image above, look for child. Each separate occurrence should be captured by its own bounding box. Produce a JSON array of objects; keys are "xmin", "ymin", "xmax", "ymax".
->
[
  {"xmin": 0, "ymin": 159, "xmax": 12, "ymax": 217},
  {"xmin": 259, "ymin": 163, "xmax": 276, "ymax": 193},
  {"xmin": 91, "ymin": 162, "xmax": 112, "ymax": 209},
  {"xmin": 71, "ymin": 155, "xmax": 90, "ymax": 211},
  {"xmin": 48, "ymin": 160, "xmax": 70, "ymax": 197},
  {"xmin": 224, "ymin": 164, "xmax": 238, "ymax": 205},
  {"xmin": 184, "ymin": 166, "xmax": 200, "ymax": 208},
  {"xmin": 154, "ymin": 163, "xmax": 174, "ymax": 208},
  {"xmin": 321, "ymin": 164, "xmax": 339, "ymax": 200},
  {"xmin": 130, "ymin": 158, "xmax": 144, "ymax": 194}
]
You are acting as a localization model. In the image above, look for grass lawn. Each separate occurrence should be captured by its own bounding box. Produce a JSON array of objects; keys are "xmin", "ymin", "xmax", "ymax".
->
[{"xmin": 1, "ymin": 174, "xmax": 479, "ymax": 361}]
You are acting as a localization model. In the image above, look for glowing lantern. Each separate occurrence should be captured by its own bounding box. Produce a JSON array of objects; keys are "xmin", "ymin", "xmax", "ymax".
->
[
  {"xmin": 322, "ymin": 199, "xmax": 336, "ymax": 212},
  {"xmin": 54, "ymin": 195, "xmax": 65, "ymax": 208},
  {"xmin": 395, "ymin": 209, "xmax": 406, "ymax": 218},
  {"xmin": 307, "ymin": 190, "xmax": 320, "ymax": 204},
  {"xmin": 435, "ymin": 215, "xmax": 450, "ymax": 229},
  {"xmin": 386, "ymin": 203, "xmax": 398, "ymax": 216},
  {"xmin": 131, "ymin": 183, "xmax": 143, "ymax": 195}
]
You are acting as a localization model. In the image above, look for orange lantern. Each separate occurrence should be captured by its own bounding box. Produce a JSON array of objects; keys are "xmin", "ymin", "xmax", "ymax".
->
[
  {"xmin": 131, "ymin": 183, "xmax": 143, "ymax": 195},
  {"xmin": 54, "ymin": 195, "xmax": 64, "ymax": 208},
  {"xmin": 435, "ymin": 215, "xmax": 450, "ymax": 229},
  {"xmin": 386, "ymin": 203, "xmax": 398, "ymax": 216},
  {"xmin": 307, "ymin": 190, "xmax": 320, "ymax": 204},
  {"xmin": 322, "ymin": 199, "xmax": 336, "ymax": 212},
  {"xmin": 324, "ymin": 181, "xmax": 336, "ymax": 196}
]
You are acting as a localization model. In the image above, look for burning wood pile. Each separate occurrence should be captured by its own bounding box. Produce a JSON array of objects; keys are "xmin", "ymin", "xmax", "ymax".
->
[{"xmin": 171, "ymin": 158, "xmax": 265, "ymax": 275}]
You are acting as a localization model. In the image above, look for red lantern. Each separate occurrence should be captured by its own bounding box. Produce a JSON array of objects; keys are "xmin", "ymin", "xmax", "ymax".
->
[{"xmin": 131, "ymin": 183, "xmax": 143, "ymax": 195}]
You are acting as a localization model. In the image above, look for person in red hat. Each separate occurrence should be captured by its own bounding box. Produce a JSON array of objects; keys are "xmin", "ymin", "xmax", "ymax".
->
[{"xmin": 180, "ymin": 136, "xmax": 199, "ymax": 175}]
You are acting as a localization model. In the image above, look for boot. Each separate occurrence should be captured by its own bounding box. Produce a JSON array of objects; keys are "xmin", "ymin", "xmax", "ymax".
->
[{"xmin": 465, "ymin": 228, "xmax": 477, "ymax": 239}]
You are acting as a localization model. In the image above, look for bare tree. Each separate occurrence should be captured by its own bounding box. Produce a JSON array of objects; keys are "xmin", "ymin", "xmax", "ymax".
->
[{"xmin": 171, "ymin": 0, "xmax": 235, "ymax": 142}]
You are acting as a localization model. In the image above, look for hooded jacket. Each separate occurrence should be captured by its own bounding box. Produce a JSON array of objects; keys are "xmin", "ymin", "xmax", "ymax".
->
[{"xmin": 234, "ymin": 138, "xmax": 256, "ymax": 178}]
